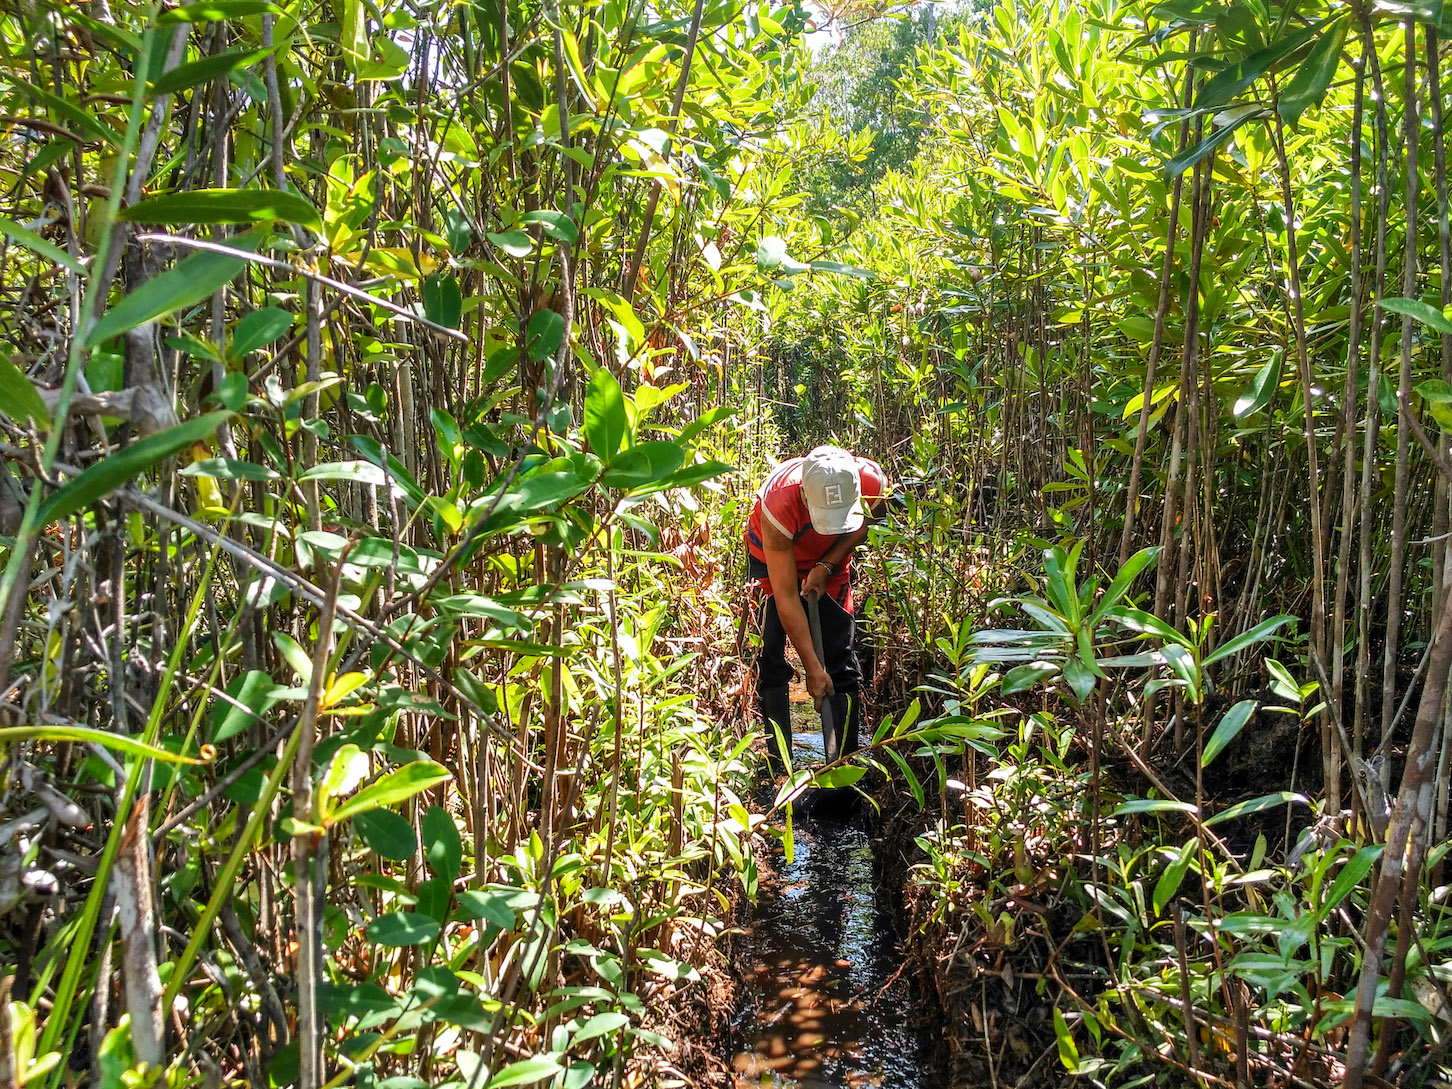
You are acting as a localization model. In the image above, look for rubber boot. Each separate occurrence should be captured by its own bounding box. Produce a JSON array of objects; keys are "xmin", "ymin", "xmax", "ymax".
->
[
  {"xmin": 823, "ymin": 692, "xmax": 860, "ymax": 761},
  {"xmin": 759, "ymin": 686, "xmax": 792, "ymax": 777}
]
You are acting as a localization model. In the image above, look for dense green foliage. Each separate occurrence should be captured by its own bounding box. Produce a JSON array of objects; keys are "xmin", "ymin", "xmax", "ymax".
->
[
  {"xmin": 771, "ymin": 1, "xmax": 1452, "ymax": 1084},
  {"xmin": 6, "ymin": 0, "xmax": 1452, "ymax": 1086}
]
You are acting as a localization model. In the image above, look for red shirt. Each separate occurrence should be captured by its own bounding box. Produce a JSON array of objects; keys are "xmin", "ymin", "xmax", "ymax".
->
[{"xmin": 745, "ymin": 456, "xmax": 886, "ymax": 603}]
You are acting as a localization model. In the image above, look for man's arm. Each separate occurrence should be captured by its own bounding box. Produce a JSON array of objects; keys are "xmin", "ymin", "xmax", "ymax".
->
[
  {"xmin": 800, "ymin": 497, "xmax": 885, "ymax": 596},
  {"xmin": 762, "ymin": 518, "xmax": 834, "ymax": 702}
]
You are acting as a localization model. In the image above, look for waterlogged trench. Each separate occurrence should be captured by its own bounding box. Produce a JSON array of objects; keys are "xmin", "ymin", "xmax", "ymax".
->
[{"xmin": 730, "ymin": 724, "xmax": 942, "ymax": 1088}]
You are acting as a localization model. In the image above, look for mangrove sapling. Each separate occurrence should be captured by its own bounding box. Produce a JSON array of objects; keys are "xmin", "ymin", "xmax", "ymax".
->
[
  {"xmin": 1380, "ymin": 20, "xmax": 1422, "ymax": 811},
  {"xmin": 1427, "ymin": 26, "xmax": 1452, "ymax": 868},
  {"xmin": 1151, "ymin": 139, "xmax": 1211, "ymax": 753},
  {"xmin": 1356, "ymin": 11, "xmax": 1395, "ymax": 766},
  {"xmin": 1271, "ymin": 100, "xmax": 1330, "ymax": 795},
  {"xmin": 1332, "ymin": 32, "xmax": 1368, "ymax": 820}
]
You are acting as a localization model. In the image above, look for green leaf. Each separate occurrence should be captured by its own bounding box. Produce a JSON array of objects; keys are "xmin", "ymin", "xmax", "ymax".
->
[
  {"xmin": 755, "ymin": 235, "xmax": 807, "ymax": 274},
  {"xmin": 1195, "ymin": 21, "xmax": 1325, "ymax": 110},
  {"xmin": 1379, "ymin": 296, "xmax": 1452, "ymax": 335},
  {"xmin": 319, "ymin": 744, "xmax": 369, "ymax": 810},
  {"xmin": 180, "ymin": 456, "xmax": 278, "ymax": 482},
  {"xmin": 506, "ymin": 470, "xmax": 595, "ymax": 511},
  {"xmin": 1319, "ymin": 844, "xmax": 1382, "ymax": 915},
  {"xmin": 1202, "ymin": 700, "xmax": 1257, "ymax": 766},
  {"xmin": 1204, "ymin": 791, "xmax": 1308, "ymax": 826},
  {"xmin": 159, "ymin": 0, "xmax": 285, "ymax": 22},
  {"xmin": 807, "ymin": 259, "xmax": 874, "ymax": 279},
  {"xmin": 1002, "ymin": 661, "xmax": 1059, "ymax": 694},
  {"xmin": 1233, "ymin": 352, "xmax": 1283, "ymax": 419},
  {"xmin": 572, "ymin": 1011, "xmax": 629, "ymax": 1045},
  {"xmin": 212, "ymin": 372, "xmax": 248, "ymax": 411},
  {"xmin": 1202, "ymin": 614, "xmax": 1295, "ymax": 665},
  {"xmin": 353, "ymin": 808, "xmax": 417, "ymax": 860},
  {"xmin": 1278, "ymin": 16, "xmax": 1348, "ymax": 124},
  {"xmin": 584, "ymin": 369, "xmax": 627, "ymax": 458},
  {"xmin": 885, "ymin": 746, "xmax": 924, "ymax": 808},
  {"xmin": 455, "ymin": 889, "xmax": 516, "ymax": 931},
  {"xmin": 444, "ymin": 208, "xmax": 473, "ymax": 253},
  {"xmin": 422, "ymin": 805, "xmax": 462, "ymax": 881},
  {"xmin": 1118, "ymin": 315, "xmax": 1156, "ymax": 342},
  {"xmin": 1042, "ymin": 546, "xmax": 1079, "ymax": 623},
  {"xmin": 1053, "ymin": 1008, "xmax": 1080, "ymax": 1072},
  {"xmin": 1418, "ymin": 378, "xmax": 1452, "ymax": 405},
  {"xmin": 599, "ymin": 441, "xmax": 685, "ymax": 489},
  {"xmin": 520, "ymin": 210, "xmax": 578, "ymax": 243},
  {"xmin": 1153, "ymin": 839, "xmax": 1197, "ymax": 915},
  {"xmin": 677, "ymin": 405, "xmax": 736, "ymax": 446},
  {"xmin": 271, "ymin": 630, "xmax": 312, "ymax": 682},
  {"xmin": 340, "ymin": 0, "xmax": 369, "ymax": 74},
  {"xmin": 0, "ymin": 724, "xmax": 205, "ymax": 763},
  {"xmin": 1112, "ymin": 798, "xmax": 1198, "ymax": 816},
  {"xmin": 210, "ymin": 668, "xmax": 279, "ymax": 742},
  {"xmin": 119, "ymin": 188, "xmax": 322, "ymax": 233},
  {"xmin": 365, "ymin": 911, "xmax": 440, "ymax": 947},
  {"xmin": 331, "ymin": 761, "xmax": 452, "ymax": 823},
  {"xmin": 925, "ymin": 716, "xmax": 1006, "ymax": 744},
  {"xmin": 813, "ymin": 765, "xmax": 866, "ymax": 788},
  {"xmin": 35, "ymin": 412, "xmax": 230, "ymax": 526},
  {"xmin": 231, "ymin": 307, "xmax": 293, "ymax": 357},
  {"xmin": 526, "ymin": 309, "xmax": 565, "ymax": 362},
  {"xmin": 628, "ymin": 458, "xmax": 735, "ymax": 496},
  {"xmin": 148, "ymin": 45, "xmax": 282, "ymax": 97},
  {"xmin": 1063, "ymin": 655, "xmax": 1097, "ymax": 702},
  {"xmin": 0, "ymin": 354, "xmax": 51, "ymax": 428},
  {"xmin": 423, "ymin": 273, "xmax": 462, "ymax": 329},
  {"xmin": 1372, "ymin": 0, "xmax": 1443, "ymax": 22},
  {"xmin": 1266, "ymin": 658, "xmax": 1302, "ymax": 702},
  {"xmin": 1108, "ymin": 607, "xmax": 1191, "ymax": 647},
  {"xmin": 487, "ymin": 230, "xmax": 533, "ymax": 257},
  {"xmin": 757, "ymin": 235, "xmax": 788, "ymax": 272},
  {"xmin": 414, "ymin": 874, "xmax": 452, "ymax": 923},
  {"xmin": 28, "ymin": 85, "xmax": 122, "ymax": 147},
  {"xmin": 1166, "ymin": 115, "xmax": 1250, "ymax": 178},
  {"xmin": 0, "ymin": 216, "xmax": 86, "ymax": 276},
  {"xmin": 1093, "ymin": 546, "xmax": 1160, "ymax": 619},
  {"xmin": 487, "ymin": 1056, "xmax": 564, "ymax": 1088},
  {"xmin": 86, "ymin": 246, "xmax": 257, "ymax": 348}
]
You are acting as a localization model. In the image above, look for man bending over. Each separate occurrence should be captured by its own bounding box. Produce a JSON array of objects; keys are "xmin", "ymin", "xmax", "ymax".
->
[{"xmin": 745, "ymin": 445, "xmax": 887, "ymax": 774}]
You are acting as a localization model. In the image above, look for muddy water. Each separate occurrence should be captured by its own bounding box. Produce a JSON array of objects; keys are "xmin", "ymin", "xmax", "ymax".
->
[{"xmin": 730, "ymin": 729, "xmax": 940, "ymax": 1089}]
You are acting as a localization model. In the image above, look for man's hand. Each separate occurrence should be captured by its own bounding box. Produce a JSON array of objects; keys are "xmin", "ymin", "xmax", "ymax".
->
[
  {"xmin": 802, "ymin": 562, "xmax": 830, "ymax": 597},
  {"xmin": 806, "ymin": 661, "xmax": 835, "ymax": 704},
  {"xmin": 763, "ymin": 519, "xmax": 836, "ymax": 705}
]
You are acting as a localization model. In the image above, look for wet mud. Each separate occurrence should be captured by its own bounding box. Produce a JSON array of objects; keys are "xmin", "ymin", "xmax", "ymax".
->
[{"xmin": 729, "ymin": 729, "xmax": 943, "ymax": 1089}]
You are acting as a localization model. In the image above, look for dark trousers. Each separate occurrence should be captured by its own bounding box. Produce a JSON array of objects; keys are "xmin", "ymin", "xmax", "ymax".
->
[{"xmin": 755, "ymin": 591, "xmax": 862, "ymax": 771}]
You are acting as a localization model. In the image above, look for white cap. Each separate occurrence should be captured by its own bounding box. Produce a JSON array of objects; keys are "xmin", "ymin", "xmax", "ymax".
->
[{"xmin": 801, "ymin": 446, "xmax": 864, "ymax": 535}]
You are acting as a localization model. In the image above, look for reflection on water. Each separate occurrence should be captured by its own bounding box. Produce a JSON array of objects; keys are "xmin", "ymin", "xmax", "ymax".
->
[{"xmin": 731, "ymin": 732, "xmax": 937, "ymax": 1088}]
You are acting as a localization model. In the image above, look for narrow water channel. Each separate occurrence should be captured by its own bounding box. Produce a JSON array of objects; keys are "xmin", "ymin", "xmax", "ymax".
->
[{"xmin": 730, "ymin": 729, "xmax": 941, "ymax": 1088}]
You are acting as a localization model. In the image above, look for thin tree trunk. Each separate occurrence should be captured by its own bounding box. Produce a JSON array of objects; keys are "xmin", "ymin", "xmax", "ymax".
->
[
  {"xmin": 620, "ymin": 0, "xmax": 709, "ymax": 301},
  {"xmin": 1380, "ymin": 21, "xmax": 1420, "ymax": 758},
  {"xmin": 1332, "ymin": 34, "xmax": 1367, "ymax": 795},
  {"xmin": 1120, "ymin": 62, "xmax": 1194, "ymax": 567},
  {"xmin": 1427, "ymin": 28, "xmax": 1452, "ymax": 867},
  {"xmin": 1272, "ymin": 105, "xmax": 1333, "ymax": 802},
  {"xmin": 1355, "ymin": 19, "xmax": 1393, "ymax": 762},
  {"xmin": 1343, "ymin": 572, "xmax": 1452, "ymax": 1089}
]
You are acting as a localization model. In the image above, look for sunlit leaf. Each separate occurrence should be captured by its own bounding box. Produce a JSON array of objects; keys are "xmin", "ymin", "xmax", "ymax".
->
[
  {"xmin": 120, "ymin": 188, "xmax": 322, "ymax": 232},
  {"xmin": 1202, "ymin": 700, "xmax": 1257, "ymax": 766},
  {"xmin": 36, "ymin": 412, "xmax": 231, "ymax": 525}
]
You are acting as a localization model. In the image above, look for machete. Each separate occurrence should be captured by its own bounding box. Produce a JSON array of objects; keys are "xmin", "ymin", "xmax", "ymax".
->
[{"xmin": 804, "ymin": 588, "xmax": 840, "ymax": 762}]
